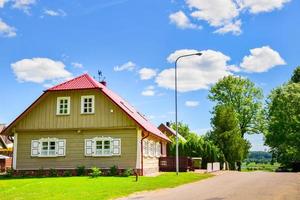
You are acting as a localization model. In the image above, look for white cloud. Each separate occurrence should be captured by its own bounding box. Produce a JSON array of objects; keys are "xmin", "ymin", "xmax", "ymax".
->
[
  {"xmin": 185, "ymin": 101, "xmax": 200, "ymax": 107},
  {"xmin": 0, "ymin": 19, "xmax": 16, "ymax": 37},
  {"xmin": 71, "ymin": 62, "xmax": 83, "ymax": 68},
  {"xmin": 187, "ymin": 0, "xmax": 239, "ymax": 27},
  {"xmin": 156, "ymin": 49, "xmax": 237, "ymax": 92},
  {"xmin": 238, "ymin": 0, "xmax": 290, "ymax": 14},
  {"xmin": 44, "ymin": 9, "xmax": 66, "ymax": 17},
  {"xmin": 12, "ymin": 0, "xmax": 36, "ymax": 13},
  {"xmin": 139, "ymin": 67, "xmax": 157, "ymax": 80},
  {"xmin": 240, "ymin": 46, "xmax": 286, "ymax": 73},
  {"xmin": 141, "ymin": 90, "xmax": 155, "ymax": 96},
  {"xmin": 169, "ymin": 10, "xmax": 200, "ymax": 29},
  {"xmin": 0, "ymin": 0, "xmax": 7, "ymax": 8},
  {"xmin": 114, "ymin": 61, "xmax": 136, "ymax": 71},
  {"xmin": 175, "ymin": 0, "xmax": 290, "ymax": 35},
  {"xmin": 11, "ymin": 58, "xmax": 72, "ymax": 84},
  {"xmin": 214, "ymin": 20, "xmax": 242, "ymax": 35},
  {"xmin": 141, "ymin": 85, "xmax": 155, "ymax": 96}
]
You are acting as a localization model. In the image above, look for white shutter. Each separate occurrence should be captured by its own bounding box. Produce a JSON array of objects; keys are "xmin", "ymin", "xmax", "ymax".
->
[
  {"xmin": 31, "ymin": 140, "xmax": 40, "ymax": 157},
  {"xmin": 112, "ymin": 138, "xmax": 121, "ymax": 156},
  {"xmin": 85, "ymin": 139, "xmax": 93, "ymax": 156},
  {"xmin": 57, "ymin": 139, "xmax": 66, "ymax": 156}
]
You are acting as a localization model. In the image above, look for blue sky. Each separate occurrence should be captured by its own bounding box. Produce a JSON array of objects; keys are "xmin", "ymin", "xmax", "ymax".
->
[{"xmin": 0, "ymin": 0, "xmax": 299, "ymax": 151}]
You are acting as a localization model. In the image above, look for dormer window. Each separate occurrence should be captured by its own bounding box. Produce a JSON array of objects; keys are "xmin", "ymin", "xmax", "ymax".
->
[
  {"xmin": 56, "ymin": 97, "xmax": 70, "ymax": 115},
  {"xmin": 81, "ymin": 95, "xmax": 95, "ymax": 114}
]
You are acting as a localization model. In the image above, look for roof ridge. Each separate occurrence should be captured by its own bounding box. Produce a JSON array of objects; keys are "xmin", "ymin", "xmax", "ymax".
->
[
  {"xmin": 84, "ymin": 73, "xmax": 103, "ymax": 88},
  {"xmin": 47, "ymin": 74, "xmax": 87, "ymax": 91}
]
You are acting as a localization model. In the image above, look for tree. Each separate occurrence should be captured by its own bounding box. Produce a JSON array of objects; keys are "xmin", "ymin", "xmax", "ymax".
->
[
  {"xmin": 171, "ymin": 122, "xmax": 191, "ymax": 138},
  {"xmin": 208, "ymin": 76, "xmax": 264, "ymax": 137},
  {"xmin": 290, "ymin": 66, "xmax": 300, "ymax": 83},
  {"xmin": 167, "ymin": 124, "xmax": 224, "ymax": 168},
  {"xmin": 207, "ymin": 105, "xmax": 251, "ymax": 169},
  {"xmin": 265, "ymin": 83, "xmax": 300, "ymax": 170}
]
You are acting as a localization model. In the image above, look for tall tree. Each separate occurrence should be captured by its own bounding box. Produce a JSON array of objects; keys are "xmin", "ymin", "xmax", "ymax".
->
[
  {"xmin": 208, "ymin": 76, "xmax": 264, "ymax": 137},
  {"xmin": 207, "ymin": 105, "xmax": 251, "ymax": 169},
  {"xmin": 265, "ymin": 82, "xmax": 300, "ymax": 170},
  {"xmin": 291, "ymin": 66, "xmax": 300, "ymax": 83},
  {"xmin": 171, "ymin": 122, "xmax": 191, "ymax": 138}
]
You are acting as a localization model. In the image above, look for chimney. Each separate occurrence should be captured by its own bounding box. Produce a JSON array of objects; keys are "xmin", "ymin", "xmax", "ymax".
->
[
  {"xmin": 100, "ymin": 81, "xmax": 107, "ymax": 87},
  {"xmin": 166, "ymin": 122, "xmax": 170, "ymax": 127}
]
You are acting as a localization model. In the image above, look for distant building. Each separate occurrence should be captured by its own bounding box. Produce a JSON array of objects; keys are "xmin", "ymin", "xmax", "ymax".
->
[{"xmin": 158, "ymin": 122, "xmax": 187, "ymax": 142}]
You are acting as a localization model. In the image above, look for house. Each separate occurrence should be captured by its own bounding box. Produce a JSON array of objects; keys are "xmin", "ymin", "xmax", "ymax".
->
[
  {"xmin": 0, "ymin": 124, "xmax": 13, "ymax": 171},
  {"xmin": 158, "ymin": 122, "xmax": 186, "ymax": 142},
  {"xmin": 2, "ymin": 74, "xmax": 170, "ymax": 175}
]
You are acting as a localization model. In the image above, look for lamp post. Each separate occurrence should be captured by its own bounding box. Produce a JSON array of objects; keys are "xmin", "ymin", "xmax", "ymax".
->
[{"xmin": 175, "ymin": 52, "xmax": 202, "ymax": 175}]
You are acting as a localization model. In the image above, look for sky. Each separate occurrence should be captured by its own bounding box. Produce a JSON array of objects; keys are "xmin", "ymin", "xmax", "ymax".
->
[{"xmin": 0, "ymin": 0, "xmax": 299, "ymax": 151}]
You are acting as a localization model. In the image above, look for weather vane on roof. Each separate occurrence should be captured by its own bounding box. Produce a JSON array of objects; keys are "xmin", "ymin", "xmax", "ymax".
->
[{"xmin": 96, "ymin": 70, "xmax": 106, "ymax": 83}]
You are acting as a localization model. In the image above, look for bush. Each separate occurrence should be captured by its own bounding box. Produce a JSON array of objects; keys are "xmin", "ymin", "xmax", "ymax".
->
[
  {"xmin": 109, "ymin": 165, "xmax": 118, "ymax": 176},
  {"xmin": 49, "ymin": 168, "xmax": 58, "ymax": 177},
  {"xmin": 63, "ymin": 170, "xmax": 72, "ymax": 177},
  {"xmin": 122, "ymin": 168, "xmax": 132, "ymax": 177},
  {"xmin": 5, "ymin": 168, "xmax": 14, "ymax": 177},
  {"xmin": 90, "ymin": 167, "xmax": 102, "ymax": 178},
  {"xmin": 76, "ymin": 165, "xmax": 85, "ymax": 176}
]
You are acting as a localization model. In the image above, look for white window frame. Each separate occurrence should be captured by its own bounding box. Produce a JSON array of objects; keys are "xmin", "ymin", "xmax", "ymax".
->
[
  {"xmin": 31, "ymin": 138, "xmax": 66, "ymax": 157},
  {"xmin": 81, "ymin": 95, "xmax": 95, "ymax": 114},
  {"xmin": 95, "ymin": 137, "xmax": 112, "ymax": 157},
  {"xmin": 85, "ymin": 137, "xmax": 121, "ymax": 157},
  {"xmin": 56, "ymin": 97, "xmax": 71, "ymax": 115},
  {"xmin": 143, "ymin": 139, "xmax": 149, "ymax": 157},
  {"xmin": 155, "ymin": 142, "xmax": 161, "ymax": 157},
  {"xmin": 149, "ymin": 141, "xmax": 155, "ymax": 157}
]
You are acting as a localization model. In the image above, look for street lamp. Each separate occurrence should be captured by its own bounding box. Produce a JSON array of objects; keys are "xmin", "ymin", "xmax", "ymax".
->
[{"xmin": 175, "ymin": 52, "xmax": 202, "ymax": 175}]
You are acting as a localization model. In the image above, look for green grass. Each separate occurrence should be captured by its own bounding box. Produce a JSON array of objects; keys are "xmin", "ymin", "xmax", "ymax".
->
[
  {"xmin": 0, "ymin": 172, "xmax": 212, "ymax": 200},
  {"xmin": 241, "ymin": 162, "xmax": 280, "ymax": 172}
]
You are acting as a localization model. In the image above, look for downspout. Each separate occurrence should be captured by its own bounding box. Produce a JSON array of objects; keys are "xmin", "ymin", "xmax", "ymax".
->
[{"xmin": 141, "ymin": 131, "xmax": 149, "ymax": 176}]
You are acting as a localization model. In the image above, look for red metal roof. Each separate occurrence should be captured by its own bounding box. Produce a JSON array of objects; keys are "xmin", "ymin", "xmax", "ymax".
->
[
  {"xmin": 48, "ymin": 74, "xmax": 103, "ymax": 91},
  {"xmin": 47, "ymin": 74, "xmax": 170, "ymax": 142}
]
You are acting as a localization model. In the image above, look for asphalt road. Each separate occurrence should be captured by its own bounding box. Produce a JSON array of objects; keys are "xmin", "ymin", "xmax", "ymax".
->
[{"xmin": 119, "ymin": 171, "xmax": 300, "ymax": 200}]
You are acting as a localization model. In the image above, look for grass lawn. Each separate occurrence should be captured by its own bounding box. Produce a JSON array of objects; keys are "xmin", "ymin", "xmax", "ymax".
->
[{"xmin": 0, "ymin": 172, "xmax": 213, "ymax": 200}]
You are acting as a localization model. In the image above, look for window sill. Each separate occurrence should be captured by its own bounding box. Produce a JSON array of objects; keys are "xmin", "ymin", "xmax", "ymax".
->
[
  {"xmin": 56, "ymin": 114, "xmax": 70, "ymax": 116},
  {"xmin": 80, "ymin": 112, "xmax": 95, "ymax": 115}
]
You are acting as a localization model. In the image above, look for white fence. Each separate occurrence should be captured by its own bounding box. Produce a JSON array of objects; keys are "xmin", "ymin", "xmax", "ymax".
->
[{"xmin": 206, "ymin": 162, "xmax": 221, "ymax": 172}]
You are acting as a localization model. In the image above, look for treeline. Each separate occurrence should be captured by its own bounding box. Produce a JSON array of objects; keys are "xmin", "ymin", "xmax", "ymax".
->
[
  {"xmin": 168, "ymin": 66, "xmax": 300, "ymax": 171},
  {"xmin": 244, "ymin": 151, "xmax": 272, "ymax": 164}
]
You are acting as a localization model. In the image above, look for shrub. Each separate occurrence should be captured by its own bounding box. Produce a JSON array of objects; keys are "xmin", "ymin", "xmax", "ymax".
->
[
  {"xmin": 63, "ymin": 170, "xmax": 72, "ymax": 177},
  {"xmin": 49, "ymin": 168, "xmax": 58, "ymax": 177},
  {"xmin": 5, "ymin": 168, "xmax": 14, "ymax": 177},
  {"xmin": 109, "ymin": 165, "xmax": 118, "ymax": 176},
  {"xmin": 90, "ymin": 167, "xmax": 102, "ymax": 178},
  {"xmin": 122, "ymin": 168, "xmax": 132, "ymax": 177},
  {"xmin": 76, "ymin": 165, "xmax": 85, "ymax": 176}
]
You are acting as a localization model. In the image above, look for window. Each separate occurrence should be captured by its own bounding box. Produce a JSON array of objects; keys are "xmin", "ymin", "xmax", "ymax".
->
[
  {"xmin": 149, "ymin": 141, "xmax": 155, "ymax": 157},
  {"xmin": 81, "ymin": 95, "xmax": 95, "ymax": 114},
  {"xmin": 155, "ymin": 142, "xmax": 161, "ymax": 157},
  {"xmin": 31, "ymin": 138, "xmax": 66, "ymax": 157},
  {"xmin": 85, "ymin": 137, "xmax": 121, "ymax": 157},
  {"xmin": 95, "ymin": 139, "xmax": 111, "ymax": 156},
  {"xmin": 41, "ymin": 141, "xmax": 56, "ymax": 156},
  {"xmin": 143, "ymin": 139, "xmax": 149, "ymax": 157},
  {"xmin": 56, "ymin": 97, "xmax": 70, "ymax": 115}
]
